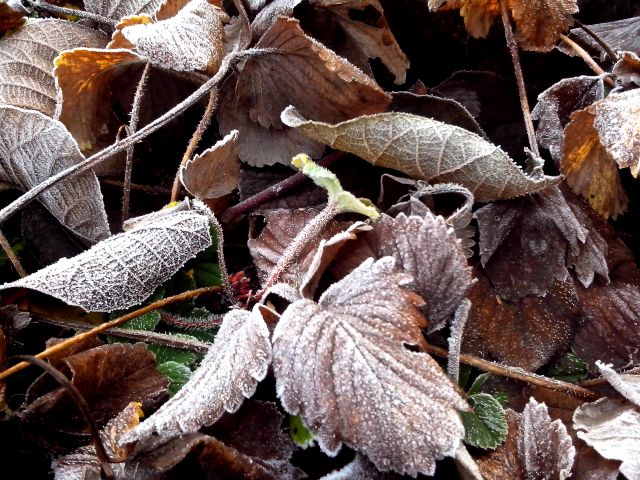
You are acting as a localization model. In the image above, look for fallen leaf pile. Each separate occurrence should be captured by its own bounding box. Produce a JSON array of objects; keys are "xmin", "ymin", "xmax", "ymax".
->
[{"xmin": 0, "ymin": 0, "xmax": 640, "ymax": 478}]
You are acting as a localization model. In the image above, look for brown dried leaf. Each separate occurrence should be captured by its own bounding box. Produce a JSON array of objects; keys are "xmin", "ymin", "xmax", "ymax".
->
[
  {"xmin": 573, "ymin": 398, "xmax": 639, "ymax": 480},
  {"xmin": 0, "ymin": 19, "xmax": 107, "ymax": 116},
  {"xmin": 282, "ymin": 107, "xmax": 559, "ymax": 201},
  {"xmin": 474, "ymin": 186, "xmax": 608, "ymax": 299},
  {"xmin": 0, "ymin": 1, "xmax": 24, "ymax": 36},
  {"xmin": 519, "ymin": 398, "xmax": 575, "ymax": 479},
  {"xmin": 463, "ymin": 272, "xmax": 581, "ymax": 370},
  {"xmin": 84, "ymin": 0, "xmax": 164, "ymax": 20},
  {"xmin": 613, "ymin": 52, "xmax": 640, "ymax": 89},
  {"xmin": 125, "ymin": 305, "xmax": 271, "ymax": 442},
  {"xmin": 475, "ymin": 409, "xmax": 524, "ymax": 480},
  {"xmin": 309, "ymin": 0, "xmax": 409, "ymax": 84},
  {"xmin": 180, "ymin": 130, "xmax": 241, "ymax": 199},
  {"xmin": 21, "ymin": 343, "xmax": 168, "ymax": 428},
  {"xmin": 0, "ymin": 105, "xmax": 110, "ymax": 243},
  {"xmin": 108, "ymin": 13, "xmax": 152, "ymax": 49},
  {"xmin": 273, "ymin": 257, "xmax": 468, "ymax": 476},
  {"xmin": 118, "ymin": 0, "xmax": 228, "ymax": 74}
]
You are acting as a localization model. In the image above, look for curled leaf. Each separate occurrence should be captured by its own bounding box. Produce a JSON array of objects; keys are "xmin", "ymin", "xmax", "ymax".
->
[
  {"xmin": 282, "ymin": 107, "xmax": 559, "ymax": 201},
  {"xmin": 180, "ymin": 130, "xmax": 241, "ymax": 200},
  {"xmin": 0, "ymin": 201, "xmax": 212, "ymax": 311},
  {"xmin": 0, "ymin": 105, "xmax": 110, "ymax": 243},
  {"xmin": 273, "ymin": 257, "xmax": 468, "ymax": 476},
  {"xmin": 124, "ymin": 304, "xmax": 271, "ymax": 442}
]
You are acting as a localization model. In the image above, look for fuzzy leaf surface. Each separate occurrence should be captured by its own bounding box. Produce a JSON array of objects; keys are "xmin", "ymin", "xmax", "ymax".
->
[
  {"xmin": 125, "ymin": 305, "xmax": 271, "ymax": 442},
  {"xmin": 0, "ymin": 202, "xmax": 211, "ymax": 311},
  {"xmin": 84, "ymin": 0, "xmax": 164, "ymax": 20},
  {"xmin": 462, "ymin": 393, "xmax": 508, "ymax": 449},
  {"xmin": 272, "ymin": 257, "xmax": 468, "ymax": 476},
  {"xmin": 0, "ymin": 105, "xmax": 110, "ymax": 243},
  {"xmin": 282, "ymin": 107, "xmax": 558, "ymax": 201}
]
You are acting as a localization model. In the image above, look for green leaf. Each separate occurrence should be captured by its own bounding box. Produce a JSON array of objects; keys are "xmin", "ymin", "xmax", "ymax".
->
[
  {"xmin": 157, "ymin": 361, "xmax": 192, "ymax": 396},
  {"xmin": 192, "ymin": 261, "xmax": 221, "ymax": 287},
  {"xmin": 462, "ymin": 393, "xmax": 508, "ymax": 449},
  {"xmin": 546, "ymin": 353, "xmax": 587, "ymax": 383},
  {"xmin": 109, "ymin": 287, "xmax": 165, "ymax": 331},
  {"xmin": 148, "ymin": 334, "xmax": 200, "ymax": 366},
  {"xmin": 289, "ymin": 414, "xmax": 314, "ymax": 448},
  {"xmin": 467, "ymin": 372, "xmax": 492, "ymax": 396}
]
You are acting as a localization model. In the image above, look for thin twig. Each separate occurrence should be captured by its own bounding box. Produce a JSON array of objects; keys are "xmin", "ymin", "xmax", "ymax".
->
[
  {"xmin": 6, "ymin": 355, "xmax": 115, "ymax": 479},
  {"xmin": 101, "ymin": 179, "xmax": 172, "ymax": 196},
  {"xmin": 559, "ymin": 34, "xmax": 616, "ymax": 88},
  {"xmin": 122, "ymin": 62, "xmax": 151, "ymax": 223},
  {"xmin": 424, "ymin": 342, "xmax": 600, "ymax": 400},
  {"xmin": 122, "ymin": 62, "xmax": 151, "ymax": 225},
  {"xmin": 22, "ymin": 0, "xmax": 116, "ymax": 28},
  {"xmin": 498, "ymin": 0, "xmax": 540, "ymax": 158},
  {"xmin": 0, "ymin": 286, "xmax": 221, "ymax": 381},
  {"xmin": 220, "ymin": 151, "xmax": 345, "ymax": 224},
  {"xmin": 574, "ymin": 19, "xmax": 619, "ymax": 63},
  {"xmin": 0, "ymin": 56, "xmax": 233, "ymax": 230},
  {"xmin": 0, "ymin": 229, "xmax": 26, "ymax": 277},
  {"xmin": 170, "ymin": 89, "xmax": 219, "ymax": 203},
  {"xmin": 35, "ymin": 316, "xmax": 211, "ymax": 354}
]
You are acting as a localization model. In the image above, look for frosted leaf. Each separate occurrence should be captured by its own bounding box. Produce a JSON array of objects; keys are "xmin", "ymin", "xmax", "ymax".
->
[
  {"xmin": 519, "ymin": 398, "xmax": 575, "ymax": 480},
  {"xmin": 565, "ymin": 17, "xmax": 640, "ymax": 61},
  {"xmin": 574, "ymin": 398, "xmax": 639, "ymax": 480},
  {"xmin": 0, "ymin": 19, "xmax": 107, "ymax": 115},
  {"xmin": 120, "ymin": 0, "xmax": 228, "ymax": 74},
  {"xmin": 84, "ymin": 0, "xmax": 164, "ymax": 20},
  {"xmin": 320, "ymin": 454, "xmax": 404, "ymax": 480},
  {"xmin": 282, "ymin": 107, "xmax": 559, "ymax": 201},
  {"xmin": 0, "ymin": 201, "xmax": 211, "ymax": 311},
  {"xmin": 180, "ymin": 130, "xmax": 241, "ymax": 200},
  {"xmin": 250, "ymin": 0, "xmax": 302, "ymax": 38},
  {"xmin": 0, "ymin": 105, "xmax": 110, "ymax": 243},
  {"xmin": 272, "ymin": 257, "xmax": 469, "ymax": 476},
  {"xmin": 124, "ymin": 304, "xmax": 271, "ymax": 442},
  {"xmin": 597, "ymin": 361, "xmax": 640, "ymax": 408}
]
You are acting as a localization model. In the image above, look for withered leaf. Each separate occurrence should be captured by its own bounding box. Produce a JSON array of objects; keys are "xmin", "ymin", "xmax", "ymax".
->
[
  {"xmin": 333, "ymin": 212, "xmax": 473, "ymax": 331},
  {"xmin": 180, "ymin": 130, "xmax": 241, "ymax": 200},
  {"xmin": 0, "ymin": 201, "xmax": 212, "ymax": 312},
  {"xmin": 118, "ymin": 0, "xmax": 228, "ymax": 74},
  {"xmin": 519, "ymin": 398, "xmax": 575, "ymax": 479},
  {"xmin": 574, "ymin": 398, "xmax": 639, "ymax": 480},
  {"xmin": 0, "ymin": 20, "xmax": 107, "ymax": 115},
  {"xmin": 475, "ymin": 409, "xmax": 525, "ymax": 480},
  {"xmin": 22, "ymin": 343, "xmax": 168, "ymax": 428},
  {"xmin": 597, "ymin": 362, "xmax": 640, "ymax": 408},
  {"xmin": 531, "ymin": 75, "xmax": 605, "ymax": 165},
  {"xmin": 273, "ymin": 257, "xmax": 469, "ymax": 476},
  {"xmin": 321, "ymin": 454, "xmax": 405, "ymax": 479},
  {"xmin": 282, "ymin": 107, "xmax": 559, "ymax": 201},
  {"xmin": 463, "ymin": 273, "xmax": 581, "ymax": 371},
  {"xmin": 84, "ymin": 0, "xmax": 164, "ymax": 20},
  {"xmin": 566, "ymin": 17, "xmax": 640, "ymax": 60},
  {"xmin": 125, "ymin": 305, "xmax": 271, "ymax": 442},
  {"xmin": 474, "ymin": 186, "xmax": 608, "ymax": 299},
  {"xmin": 0, "ymin": 1, "xmax": 24, "ymax": 36},
  {"xmin": 0, "ymin": 105, "xmax": 110, "ymax": 243}
]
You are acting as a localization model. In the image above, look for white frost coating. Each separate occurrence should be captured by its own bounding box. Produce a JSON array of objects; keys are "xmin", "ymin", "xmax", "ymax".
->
[
  {"xmin": 122, "ymin": 0, "xmax": 227, "ymax": 73},
  {"xmin": 272, "ymin": 257, "xmax": 469, "ymax": 476},
  {"xmin": 519, "ymin": 398, "xmax": 575, "ymax": 480},
  {"xmin": 123, "ymin": 305, "xmax": 272, "ymax": 442},
  {"xmin": 574, "ymin": 397, "xmax": 640, "ymax": 480},
  {"xmin": 447, "ymin": 299, "xmax": 471, "ymax": 383},
  {"xmin": 0, "ymin": 203, "xmax": 211, "ymax": 311},
  {"xmin": 597, "ymin": 361, "xmax": 640, "ymax": 408},
  {"xmin": 0, "ymin": 105, "xmax": 110, "ymax": 243},
  {"xmin": 84, "ymin": 0, "xmax": 164, "ymax": 20}
]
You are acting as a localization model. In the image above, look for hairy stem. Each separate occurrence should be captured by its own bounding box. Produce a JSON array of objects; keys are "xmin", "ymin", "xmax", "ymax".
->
[
  {"xmin": 424, "ymin": 342, "xmax": 600, "ymax": 400},
  {"xmin": 22, "ymin": 0, "xmax": 116, "ymax": 27},
  {"xmin": 498, "ymin": 0, "xmax": 540, "ymax": 158},
  {"xmin": 170, "ymin": 89, "xmax": 219, "ymax": 202},
  {"xmin": 560, "ymin": 34, "xmax": 616, "ymax": 88},
  {"xmin": 0, "ymin": 229, "xmax": 26, "ymax": 277},
  {"xmin": 0, "ymin": 286, "xmax": 221, "ymax": 381},
  {"xmin": 0, "ymin": 56, "xmax": 232, "ymax": 230},
  {"xmin": 207, "ymin": 212, "xmax": 235, "ymax": 303},
  {"xmin": 221, "ymin": 151, "xmax": 344, "ymax": 224},
  {"xmin": 122, "ymin": 62, "xmax": 151, "ymax": 224}
]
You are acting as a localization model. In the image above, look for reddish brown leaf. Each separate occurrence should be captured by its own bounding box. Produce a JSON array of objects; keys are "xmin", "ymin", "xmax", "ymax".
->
[
  {"xmin": 0, "ymin": 1, "xmax": 24, "ymax": 36},
  {"xmin": 475, "ymin": 409, "xmax": 525, "ymax": 480}
]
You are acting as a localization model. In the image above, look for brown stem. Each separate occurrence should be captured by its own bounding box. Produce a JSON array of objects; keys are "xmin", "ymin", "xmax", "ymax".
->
[
  {"xmin": 102, "ymin": 179, "xmax": 172, "ymax": 196},
  {"xmin": 498, "ymin": 0, "xmax": 540, "ymax": 158},
  {"xmin": 424, "ymin": 342, "xmax": 600, "ymax": 400},
  {"xmin": 560, "ymin": 34, "xmax": 616, "ymax": 88},
  {"xmin": 221, "ymin": 151, "xmax": 345, "ymax": 224},
  {"xmin": 22, "ymin": 0, "xmax": 116, "ymax": 27},
  {"xmin": 574, "ymin": 19, "xmax": 619, "ymax": 63},
  {"xmin": 170, "ymin": 89, "xmax": 219, "ymax": 203},
  {"xmin": 580, "ymin": 366, "xmax": 640, "ymax": 388},
  {"xmin": 0, "ymin": 286, "xmax": 221, "ymax": 381},
  {"xmin": 122, "ymin": 62, "xmax": 151, "ymax": 224},
  {"xmin": 0, "ymin": 56, "xmax": 232, "ymax": 230},
  {"xmin": 0, "ymin": 229, "xmax": 26, "ymax": 277}
]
